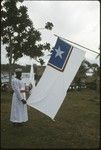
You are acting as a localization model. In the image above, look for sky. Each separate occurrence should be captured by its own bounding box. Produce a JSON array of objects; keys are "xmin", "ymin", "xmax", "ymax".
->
[{"xmin": 1, "ymin": 0, "xmax": 100, "ymax": 66}]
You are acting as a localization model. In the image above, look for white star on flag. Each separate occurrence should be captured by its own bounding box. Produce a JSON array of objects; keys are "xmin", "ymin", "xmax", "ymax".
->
[{"xmin": 55, "ymin": 47, "xmax": 64, "ymax": 59}]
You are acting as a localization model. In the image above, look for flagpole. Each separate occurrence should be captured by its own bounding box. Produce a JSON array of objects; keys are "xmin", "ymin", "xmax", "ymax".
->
[{"xmin": 54, "ymin": 34, "xmax": 100, "ymax": 55}]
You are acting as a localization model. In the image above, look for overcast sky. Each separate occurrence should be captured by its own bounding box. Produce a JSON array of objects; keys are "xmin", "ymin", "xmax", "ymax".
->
[{"xmin": 1, "ymin": 0, "xmax": 100, "ymax": 66}]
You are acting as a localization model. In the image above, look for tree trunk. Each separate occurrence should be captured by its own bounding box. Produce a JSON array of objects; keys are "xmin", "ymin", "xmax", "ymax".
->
[
  {"xmin": 8, "ymin": 60, "xmax": 12, "ymax": 86},
  {"xmin": 8, "ymin": 28, "xmax": 13, "ymax": 86}
]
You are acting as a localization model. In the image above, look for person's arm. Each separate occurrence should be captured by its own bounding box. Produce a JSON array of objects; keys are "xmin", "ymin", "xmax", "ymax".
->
[
  {"xmin": 20, "ymin": 90, "xmax": 26, "ymax": 93},
  {"xmin": 29, "ymin": 83, "xmax": 33, "ymax": 91},
  {"xmin": 20, "ymin": 89, "xmax": 29, "ymax": 93}
]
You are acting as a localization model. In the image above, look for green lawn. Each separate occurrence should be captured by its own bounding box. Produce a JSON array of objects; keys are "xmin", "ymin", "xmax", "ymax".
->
[{"xmin": 1, "ymin": 89, "xmax": 100, "ymax": 149}]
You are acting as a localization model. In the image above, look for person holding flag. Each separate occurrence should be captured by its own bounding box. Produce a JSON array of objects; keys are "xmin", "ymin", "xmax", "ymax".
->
[{"xmin": 10, "ymin": 68, "xmax": 28, "ymax": 126}]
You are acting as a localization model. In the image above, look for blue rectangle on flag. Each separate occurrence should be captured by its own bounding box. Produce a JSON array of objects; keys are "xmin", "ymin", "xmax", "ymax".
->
[{"xmin": 48, "ymin": 38, "xmax": 73, "ymax": 71}]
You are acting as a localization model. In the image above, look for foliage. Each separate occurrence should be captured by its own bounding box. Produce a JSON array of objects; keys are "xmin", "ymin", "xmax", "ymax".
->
[
  {"xmin": 73, "ymin": 60, "xmax": 91, "ymax": 89},
  {"xmin": 1, "ymin": 0, "xmax": 53, "ymax": 64},
  {"xmin": 91, "ymin": 63, "xmax": 99, "ymax": 76},
  {"xmin": 1, "ymin": 0, "xmax": 53, "ymax": 83},
  {"xmin": 45, "ymin": 22, "xmax": 54, "ymax": 30},
  {"xmin": 73, "ymin": 60, "xmax": 100, "ymax": 90},
  {"xmin": 86, "ymin": 81, "xmax": 96, "ymax": 90},
  {"xmin": 1, "ymin": 64, "xmax": 32, "ymax": 73}
]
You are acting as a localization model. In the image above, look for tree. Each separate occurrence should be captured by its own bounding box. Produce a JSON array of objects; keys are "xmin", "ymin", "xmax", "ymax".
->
[
  {"xmin": 37, "ymin": 22, "xmax": 53, "ymax": 30},
  {"xmin": 74, "ymin": 60, "xmax": 100, "ymax": 92},
  {"xmin": 73, "ymin": 60, "xmax": 91, "ymax": 90},
  {"xmin": 90, "ymin": 63, "xmax": 99, "ymax": 75},
  {"xmin": 1, "ymin": 0, "xmax": 53, "ymax": 84},
  {"xmin": 90, "ymin": 63, "xmax": 100, "ymax": 94},
  {"xmin": 45, "ymin": 22, "xmax": 54, "ymax": 30}
]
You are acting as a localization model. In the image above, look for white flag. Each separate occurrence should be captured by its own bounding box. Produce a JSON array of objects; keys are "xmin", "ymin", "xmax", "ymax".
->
[
  {"xmin": 27, "ymin": 38, "xmax": 86, "ymax": 120},
  {"xmin": 29, "ymin": 63, "xmax": 35, "ymax": 88}
]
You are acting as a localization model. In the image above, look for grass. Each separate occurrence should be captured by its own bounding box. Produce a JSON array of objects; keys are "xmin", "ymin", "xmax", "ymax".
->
[{"xmin": 1, "ymin": 89, "xmax": 100, "ymax": 149}]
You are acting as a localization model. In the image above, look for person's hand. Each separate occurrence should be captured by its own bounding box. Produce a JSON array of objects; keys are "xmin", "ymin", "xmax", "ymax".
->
[
  {"xmin": 21, "ymin": 99, "xmax": 26, "ymax": 104},
  {"xmin": 29, "ymin": 83, "xmax": 33, "ymax": 91}
]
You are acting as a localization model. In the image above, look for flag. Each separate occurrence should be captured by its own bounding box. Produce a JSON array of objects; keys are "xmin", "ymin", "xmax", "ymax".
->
[
  {"xmin": 27, "ymin": 38, "xmax": 86, "ymax": 120},
  {"xmin": 29, "ymin": 63, "xmax": 35, "ymax": 88}
]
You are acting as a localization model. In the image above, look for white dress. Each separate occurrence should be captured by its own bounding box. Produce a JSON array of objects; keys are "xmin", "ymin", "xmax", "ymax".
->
[{"xmin": 10, "ymin": 78, "xmax": 28, "ymax": 123}]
